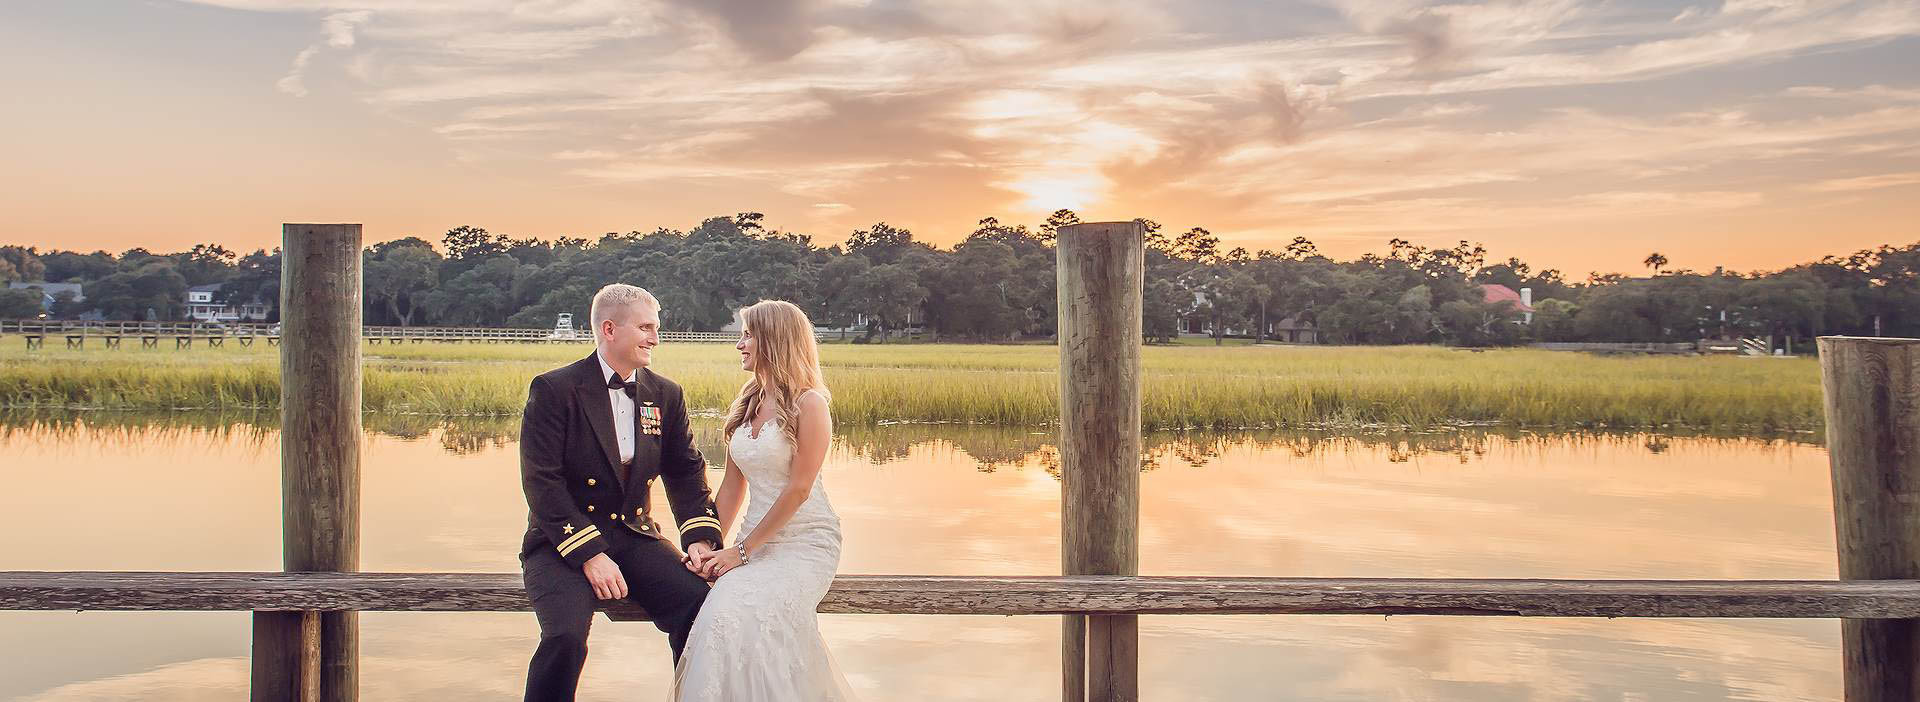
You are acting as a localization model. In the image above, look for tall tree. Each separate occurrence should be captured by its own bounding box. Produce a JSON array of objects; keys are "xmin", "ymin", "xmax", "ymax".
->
[
  {"xmin": 1173, "ymin": 227, "xmax": 1220, "ymax": 264},
  {"xmin": 845, "ymin": 222, "xmax": 917, "ymax": 265},
  {"xmin": 1283, "ymin": 236, "xmax": 1319, "ymax": 261},
  {"xmin": 0, "ymin": 288, "xmax": 42, "ymax": 317},
  {"xmin": 849, "ymin": 263, "xmax": 928, "ymax": 342},
  {"xmin": 38, "ymin": 250, "xmax": 116, "ymax": 282},
  {"xmin": 1142, "ymin": 278, "xmax": 1183, "ymax": 343},
  {"xmin": 224, "ymin": 248, "xmax": 282, "ymax": 321},
  {"xmin": 815, "ymin": 254, "xmax": 871, "ymax": 330},
  {"xmin": 1136, "ymin": 218, "xmax": 1171, "ymax": 257},
  {"xmin": 0, "ymin": 246, "xmax": 47, "ymax": 282},
  {"xmin": 88, "ymin": 262, "xmax": 188, "ymax": 320},
  {"xmin": 365, "ymin": 241, "xmax": 441, "ymax": 326},
  {"xmin": 175, "ymin": 243, "xmax": 237, "ymax": 287},
  {"xmin": 1038, "ymin": 209, "xmax": 1080, "ymax": 243},
  {"xmin": 421, "ymin": 254, "xmax": 519, "ymax": 326}
]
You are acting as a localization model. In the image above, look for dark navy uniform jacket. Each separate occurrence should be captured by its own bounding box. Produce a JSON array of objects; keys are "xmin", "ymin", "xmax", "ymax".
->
[{"xmin": 518, "ymin": 352, "xmax": 723, "ymax": 569}]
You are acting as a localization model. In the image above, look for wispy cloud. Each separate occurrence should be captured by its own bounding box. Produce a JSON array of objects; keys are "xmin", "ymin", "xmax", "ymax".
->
[
  {"xmin": 276, "ymin": 9, "xmax": 372, "ymax": 97},
  {"xmin": 321, "ymin": 9, "xmax": 369, "ymax": 47},
  {"xmin": 1804, "ymin": 172, "xmax": 1920, "ymax": 192},
  {"xmin": 275, "ymin": 45, "xmax": 318, "ymax": 97}
]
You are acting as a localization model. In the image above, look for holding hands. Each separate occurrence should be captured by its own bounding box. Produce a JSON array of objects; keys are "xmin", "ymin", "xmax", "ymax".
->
[{"xmin": 683, "ymin": 541, "xmax": 747, "ymax": 580}]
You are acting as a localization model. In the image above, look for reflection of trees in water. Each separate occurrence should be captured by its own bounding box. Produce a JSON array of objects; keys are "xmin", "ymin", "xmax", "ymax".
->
[
  {"xmin": 0, "ymin": 410, "xmax": 1827, "ymax": 470},
  {"xmin": 0, "ymin": 409, "xmax": 522, "ymax": 456},
  {"xmin": 830, "ymin": 424, "xmax": 1059, "ymax": 472},
  {"xmin": 720, "ymin": 424, "xmax": 1826, "ymax": 475},
  {"xmin": 420, "ymin": 416, "xmax": 520, "ymax": 455},
  {"xmin": 0, "ymin": 408, "xmax": 279, "ymax": 449}
]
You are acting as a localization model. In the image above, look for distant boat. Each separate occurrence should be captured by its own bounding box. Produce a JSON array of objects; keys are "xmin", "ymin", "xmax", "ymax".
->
[{"xmin": 547, "ymin": 313, "xmax": 580, "ymax": 341}]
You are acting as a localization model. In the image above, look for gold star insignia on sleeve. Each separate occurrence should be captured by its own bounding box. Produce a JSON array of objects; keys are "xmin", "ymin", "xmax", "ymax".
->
[{"xmin": 562, "ymin": 523, "xmax": 575, "ymax": 534}]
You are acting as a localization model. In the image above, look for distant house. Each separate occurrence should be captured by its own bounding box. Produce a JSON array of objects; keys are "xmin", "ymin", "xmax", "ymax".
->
[
  {"xmin": 1263, "ymin": 315, "xmax": 1318, "ymax": 344},
  {"xmin": 7, "ymin": 282, "xmax": 84, "ymax": 317},
  {"xmin": 185, "ymin": 283, "xmax": 271, "ymax": 322},
  {"xmin": 1180, "ymin": 313, "xmax": 1317, "ymax": 343},
  {"xmin": 1479, "ymin": 284, "xmax": 1536, "ymax": 324},
  {"xmin": 1177, "ymin": 290, "xmax": 1318, "ymax": 343},
  {"xmin": 725, "ymin": 311, "xmax": 922, "ymax": 340}
]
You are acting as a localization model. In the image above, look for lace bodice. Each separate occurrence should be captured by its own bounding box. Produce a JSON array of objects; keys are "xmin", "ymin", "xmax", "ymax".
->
[{"xmin": 729, "ymin": 417, "xmax": 838, "ymax": 540}]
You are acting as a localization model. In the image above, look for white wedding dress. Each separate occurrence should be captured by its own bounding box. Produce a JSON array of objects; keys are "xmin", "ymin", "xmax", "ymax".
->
[{"xmin": 673, "ymin": 415, "xmax": 857, "ymax": 701}]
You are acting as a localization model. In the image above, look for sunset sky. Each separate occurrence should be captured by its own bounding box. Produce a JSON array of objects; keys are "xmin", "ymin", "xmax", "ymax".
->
[{"xmin": 2, "ymin": 0, "xmax": 1917, "ymax": 275}]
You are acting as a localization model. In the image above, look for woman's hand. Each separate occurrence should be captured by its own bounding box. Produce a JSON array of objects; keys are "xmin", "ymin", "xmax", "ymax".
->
[
  {"xmin": 682, "ymin": 542, "xmax": 715, "ymax": 577},
  {"xmin": 702, "ymin": 545, "xmax": 746, "ymax": 579}
]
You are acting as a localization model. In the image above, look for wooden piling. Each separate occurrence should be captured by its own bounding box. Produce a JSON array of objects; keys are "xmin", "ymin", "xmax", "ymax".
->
[
  {"xmin": 1056, "ymin": 221, "xmax": 1144, "ymax": 702},
  {"xmin": 257, "ymin": 223, "xmax": 363, "ymax": 702},
  {"xmin": 251, "ymin": 610, "xmax": 320, "ymax": 702},
  {"xmin": 1821, "ymin": 336, "xmax": 1920, "ymax": 701}
]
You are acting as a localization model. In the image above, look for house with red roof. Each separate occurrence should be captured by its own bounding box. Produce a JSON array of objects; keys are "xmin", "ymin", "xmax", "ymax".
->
[{"xmin": 1479, "ymin": 284, "xmax": 1535, "ymax": 324}]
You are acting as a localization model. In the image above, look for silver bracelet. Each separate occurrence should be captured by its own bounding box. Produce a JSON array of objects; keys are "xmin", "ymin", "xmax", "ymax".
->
[{"xmin": 737, "ymin": 542, "xmax": 749, "ymax": 564}]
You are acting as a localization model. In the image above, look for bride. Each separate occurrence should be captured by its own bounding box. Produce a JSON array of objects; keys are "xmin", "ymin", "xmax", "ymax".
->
[{"xmin": 675, "ymin": 299, "xmax": 857, "ymax": 701}]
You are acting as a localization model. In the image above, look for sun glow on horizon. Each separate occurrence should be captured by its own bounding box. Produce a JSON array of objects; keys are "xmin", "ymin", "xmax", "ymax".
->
[{"xmin": 1009, "ymin": 172, "xmax": 1103, "ymax": 214}]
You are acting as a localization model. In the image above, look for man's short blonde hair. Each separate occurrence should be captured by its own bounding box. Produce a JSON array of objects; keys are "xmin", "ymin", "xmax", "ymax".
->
[{"xmin": 590, "ymin": 284, "xmax": 660, "ymax": 328}]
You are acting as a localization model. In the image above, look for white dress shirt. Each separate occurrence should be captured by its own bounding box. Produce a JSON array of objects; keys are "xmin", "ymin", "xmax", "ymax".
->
[{"xmin": 596, "ymin": 350, "xmax": 636, "ymax": 465}]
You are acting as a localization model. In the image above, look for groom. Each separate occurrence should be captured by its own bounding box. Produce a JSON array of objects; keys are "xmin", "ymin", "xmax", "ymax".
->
[{"xmin": 519, "ymin": 283, "xmax": 724, "ymax": 701}]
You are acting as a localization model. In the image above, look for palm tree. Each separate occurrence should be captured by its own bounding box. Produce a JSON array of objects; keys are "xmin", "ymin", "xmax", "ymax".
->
[{"xmin": 1644, "ymin": 252, "xmax": 1668, "ymax": 274}]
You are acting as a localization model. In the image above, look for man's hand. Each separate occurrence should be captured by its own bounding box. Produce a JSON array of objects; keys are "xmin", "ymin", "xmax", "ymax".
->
[
  {"xmin": 582, "ymin": 553, "xmax": 628, "ymax": 600},
  {"xmin": 683, "ymin": 542, "xmax": 716, "ymax": 578}
]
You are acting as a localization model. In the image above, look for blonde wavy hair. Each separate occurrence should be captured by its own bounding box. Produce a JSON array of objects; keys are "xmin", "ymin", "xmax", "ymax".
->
[{"xmin": 723, "ymin": 300, "xmax": 830, "ymax": 448}]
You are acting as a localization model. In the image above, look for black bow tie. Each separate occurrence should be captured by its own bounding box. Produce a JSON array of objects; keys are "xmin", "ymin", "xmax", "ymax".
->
[{"xmin": 607, "ymin": 373, "xmax": 637, "ymax": 398}]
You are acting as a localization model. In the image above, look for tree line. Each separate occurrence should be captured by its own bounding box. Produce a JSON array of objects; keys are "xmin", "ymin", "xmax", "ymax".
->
[{"xmin": 3, "ymin": 211, "xmax": 1915, "ymax": 347}]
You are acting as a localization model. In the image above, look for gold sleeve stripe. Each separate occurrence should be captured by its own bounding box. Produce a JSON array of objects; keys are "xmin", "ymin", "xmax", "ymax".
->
[
  {"xmin": 559, "ymin": 524, "xmax": 601, "ymax": 552},
  {"xmin": 557, "ymin": 525, "xmax": 602, "ymax": 556},
  {"xmin": 679, "ymin": 517, "xmax": 721, "ymax": 531},
  {"xmin": 556, "ymin": 526, "xmax": 599, "ymax": 556},
  {"xmin": 557, "ymin": 527, "xmax": 600, "ymax": 557}
]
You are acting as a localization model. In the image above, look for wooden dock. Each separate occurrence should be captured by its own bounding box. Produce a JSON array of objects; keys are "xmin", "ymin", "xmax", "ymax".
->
[{"xmin": 2, "ymin": 224, "xmax": 1916, "ymax": 702}]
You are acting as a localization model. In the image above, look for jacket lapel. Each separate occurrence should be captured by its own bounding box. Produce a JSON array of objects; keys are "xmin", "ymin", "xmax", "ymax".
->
[{"xmin": 573, "ymin": 354, "xmax": 624, "ymax": 486}]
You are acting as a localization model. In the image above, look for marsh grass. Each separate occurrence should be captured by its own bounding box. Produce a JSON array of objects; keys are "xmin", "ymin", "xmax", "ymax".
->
[{"xmin": 0, "ymin": 340, "xmax": 1822, "ymax": 431}]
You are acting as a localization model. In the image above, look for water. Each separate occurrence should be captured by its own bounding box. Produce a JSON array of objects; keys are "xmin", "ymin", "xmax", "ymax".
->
[{"xmin": 0, "ymin": 416, "xmax": 1837, "ymax": 701}]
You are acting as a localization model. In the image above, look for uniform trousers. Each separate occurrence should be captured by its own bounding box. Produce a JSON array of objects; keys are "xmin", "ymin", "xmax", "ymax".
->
[{"xmin": 521, "ymin": 526, "xmax": 710, "ymax": 702}]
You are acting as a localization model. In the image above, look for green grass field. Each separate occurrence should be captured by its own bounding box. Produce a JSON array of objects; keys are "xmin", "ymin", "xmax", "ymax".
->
[{"xmin": 0, "ymin": 338, "xmax": 1823, "ymax": 432}]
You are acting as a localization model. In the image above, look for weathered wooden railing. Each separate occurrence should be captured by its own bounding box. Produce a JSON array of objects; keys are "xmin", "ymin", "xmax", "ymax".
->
[
  {"xmin": 1529, "ymin": 341, "xmax": 1703, "ymax": 354},
  {"xmin": 8, "ymin": 573, "xmax": 1920, "ymax": 619}
]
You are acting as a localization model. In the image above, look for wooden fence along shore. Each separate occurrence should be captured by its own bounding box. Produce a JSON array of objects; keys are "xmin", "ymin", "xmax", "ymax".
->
[
  {"xmin": 0, "ymin": 319, "xmax": 743, "ymax": 348},
  {"xmin": 1, "ymin": 222, "xmax": 1917, "ymax": 702}
]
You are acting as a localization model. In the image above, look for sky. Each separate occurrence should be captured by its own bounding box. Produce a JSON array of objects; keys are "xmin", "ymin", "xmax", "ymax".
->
[{"xmin": 2, "ymin": 0, "xmax": 1917, "ymax": 276}]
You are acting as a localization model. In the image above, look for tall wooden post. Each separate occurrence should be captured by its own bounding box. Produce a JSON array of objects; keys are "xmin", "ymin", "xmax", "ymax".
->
[
  {"xmin": 1057, "ymin": 221, "xmax": 1143, "ymax": 702},
  {"xmin": 1822, "ymin": 336, "xmax": 1920, "ymax": 701},
  {"xmin": 255, "ymin": 224, "xmax": 363, "ymax": 702}
]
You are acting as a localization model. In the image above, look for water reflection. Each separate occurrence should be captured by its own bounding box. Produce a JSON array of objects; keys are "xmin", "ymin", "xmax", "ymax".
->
[
  {"xmin": 0, "ymin": 408, "xmax": 1822, "ymax": 468},
  {"xmin": 0, "ymin": 412, "xmax": 1840, "ymax": 701}
]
